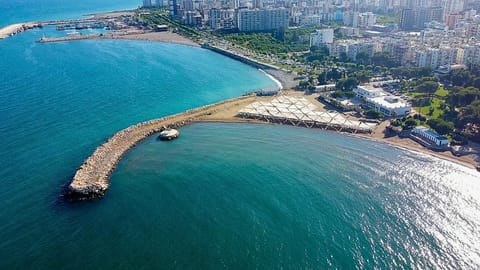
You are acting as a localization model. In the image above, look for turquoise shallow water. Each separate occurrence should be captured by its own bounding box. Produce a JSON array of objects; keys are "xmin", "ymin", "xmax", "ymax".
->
[{"xmin": 1, "ymin": 1, "xmax": 480, "ymax": 269}]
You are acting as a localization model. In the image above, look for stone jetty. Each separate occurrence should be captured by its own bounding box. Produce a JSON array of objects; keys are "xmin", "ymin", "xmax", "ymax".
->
[{"xmin": 64, "ymin": 95, "xmax": 253, "ymax": 200}]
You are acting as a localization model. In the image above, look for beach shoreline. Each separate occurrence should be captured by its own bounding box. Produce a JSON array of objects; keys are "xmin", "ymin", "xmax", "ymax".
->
[
  {"xmin": 195, "ymin": 98, "xmax": 480, "ymax": 170},
  {"xmin": 3, "ymin": 12, "xmax": 477, "ymax": 200},
  {"xmin": 66, "ymin": 89, "xmax": 479, "ymax": 200},
  {"xmin": 197, "ymin": 120, "xmax": 479, "ymax": 169}
]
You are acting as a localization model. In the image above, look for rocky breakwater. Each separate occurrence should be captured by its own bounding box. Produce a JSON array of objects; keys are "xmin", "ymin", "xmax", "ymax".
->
[{"xmin": 64, "ymin": 95, "xmax": 253, "ymax": 201}]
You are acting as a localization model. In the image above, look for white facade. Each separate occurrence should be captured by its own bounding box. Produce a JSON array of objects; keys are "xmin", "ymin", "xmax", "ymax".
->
[
  {"xmin": 353, "ymin": 85, "xmax": 384, "ymax": 99},
  {"xmin": 237, "ymin": 8, "xmax": 288, "ymax": 32},
  {"xmin": 367, "ymin": 96, "xmax": 412, "ymax": 117},
  {"xmin": 457, "ymin": 44, "xmax": 480, "ymax": 65},
  {"xmin": 354, "ymin": 86, "xmax": 411, "ymax": 117},
  {"xmin": 412, "ymin": 126, "xmax": 449, "ymax": 146},
  {"xmin": 416, "ymin": 47, "xmax": 457, "ymax": 68},
  {"xmin": 309, "ymin": 29, "xmax": 334, "ymax": 47},
  {"xmin": 209, "ymin": 9, "xmax": 235, "ymax": 30},
  {"xmin": 358, "ymin": 12, "xmax": 377, "ymax": 28}
]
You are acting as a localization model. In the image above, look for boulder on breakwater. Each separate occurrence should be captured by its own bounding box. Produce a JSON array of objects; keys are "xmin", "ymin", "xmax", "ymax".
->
[{"xmin": 158, "ymin": 128, "xmax": 180, "ymax": 141}]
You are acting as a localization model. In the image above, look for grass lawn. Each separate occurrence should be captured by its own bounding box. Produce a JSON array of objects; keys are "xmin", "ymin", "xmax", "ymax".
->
[
  {"xmin": 434, "ymin": 86, "xmax": 449, "ymax": 97},
  {"xmin": 377, "ymin": 15, "xmax": 398, "ymax": 24},
  {"xmin": 416, "ymin": 98, "xmax": 444, "ymax": 118}
]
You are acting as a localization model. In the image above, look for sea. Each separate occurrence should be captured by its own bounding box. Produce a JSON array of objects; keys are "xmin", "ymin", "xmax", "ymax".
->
[{"xmin": 1, "ymin": 1, "xmax": 480, "ymax": 269}]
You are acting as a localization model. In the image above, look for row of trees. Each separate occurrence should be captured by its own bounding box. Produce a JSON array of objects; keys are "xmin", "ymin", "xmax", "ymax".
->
[
  {"xmin": 441, "ymin": 68, "xmax": 480, "ymax": 88},
  {"xmin": 221, "ymin": 28, "xmax": 312, "ymax": 56},
  {"xmin": 440, "ymin": 68, "xmax": 480, "ymax": 140}
]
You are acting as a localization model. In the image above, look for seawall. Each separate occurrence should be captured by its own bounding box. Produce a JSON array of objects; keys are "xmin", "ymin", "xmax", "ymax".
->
[
  {"xmin": 201, "ymin": 43, "xmax": 278, "ymax": 71},
  {"xmin": 65, "ymin": 95, "xmax": 254, "ymax": 200},
  {"xmin": 201, "ymin": 44, "xmax": 300, "ymax": 89}
]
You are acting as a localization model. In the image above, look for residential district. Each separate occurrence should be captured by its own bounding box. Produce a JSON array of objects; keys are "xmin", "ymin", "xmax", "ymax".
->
[
  {"xmin": 143, "ymin": 0, "xmax": 480, "ymax": 69},
  {"xmin": 137, "ymin": 0, "xmax": 480, "ymax": 158}
]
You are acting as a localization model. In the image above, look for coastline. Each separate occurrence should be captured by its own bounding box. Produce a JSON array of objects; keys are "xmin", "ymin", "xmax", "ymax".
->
[
  {"xmin": 0, "ymin": 22, "xmax": 40, "ymax": 39},
  {"xmin": 196, "ymin": 93, "xmax": 479, "ymax": 169},
  {"xmin": 259, "ymin": 69, "xmax": 283, "ymax": 89},
  {"xmin": 4, "ymin": 12, "xmax": 476, "ymax": 200},
  {"xmin": 355, "ymin": 133, "xmax": 479, "ymax": 170},
  {"xmin": 66, "ymin": 91, "xmax": 479, "ymax": 201}
]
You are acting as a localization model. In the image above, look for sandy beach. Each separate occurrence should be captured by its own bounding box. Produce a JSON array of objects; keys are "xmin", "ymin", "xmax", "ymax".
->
[{"xmin": 198, "ymin": 91, "xmax": 480, "ymax": 169}]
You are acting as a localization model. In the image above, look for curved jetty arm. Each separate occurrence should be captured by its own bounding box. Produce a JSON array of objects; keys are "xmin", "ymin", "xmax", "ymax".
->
[{"xmin": 64, "ymin": 95, "xmax": 253, "ymax": 200}]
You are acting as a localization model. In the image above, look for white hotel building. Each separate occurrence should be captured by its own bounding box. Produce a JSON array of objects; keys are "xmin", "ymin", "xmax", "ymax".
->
[
  {"xmin": 353, "ymin": 85, "xmax": 411, "ymax": 117},
  {"xmin": 412, "ymin": 126, "xmax": 449, "ymax": 146}
]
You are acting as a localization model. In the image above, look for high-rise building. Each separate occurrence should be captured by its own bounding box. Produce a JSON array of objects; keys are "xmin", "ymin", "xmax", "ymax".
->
[
  {"xmin": 358, "ymin": 12, "xmax": 376, "ymax": 28},
  {"xmin": 443, "ymin": 0, "xmax": 466, "ymax": 18},
  {"xmin": 310, "ymin": 29, "xmax": 334, "ymax": 47},
  {"xmin": 237, "ymin": 8, "xmax": 288, "ymax": 32},
  {"xmin": 169, "ymin": 0, "xmax": 178, "ymax": 18},
  {"xmin": 399, "ymin": 7, "xmax": 443, "ymax": 30},
  {"xmin": 143, "ymin": 0, "xmax": 152, "ymax": 7},
  {"xmin": 399, "ymin": 9, "xmax": 415, "ymax": 30},
  {"xmin": 252, "ymin": 0, "xmax": 262, "ymax": 9},
  {"xmin": 209, "ymin": 8, "xmax": 235, "ymax": 30}
]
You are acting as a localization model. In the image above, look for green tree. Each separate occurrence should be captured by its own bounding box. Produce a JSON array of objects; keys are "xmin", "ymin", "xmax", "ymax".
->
[
  {"xmin": 446, "ymin": 87, "xmax": 480, "ymax": 108},
  {"xmin": 298, "ymin": 80, "xmax": 309, "ymax": 89},
  {"xmin": 459, "ymin": 99, "xmax": 480, "ymax": 127},
  {"xmin": 336, "ymin": 77, "xmax": 359, "ymax": 91},
  {"xmin": 403, "ymin": 118, "xmax": 417, "ymax": 129},
  {"xmin": 356, "ymin": 52, "xmax": 370, "ymax": 65},
  {"xmin": 365, "ymin": 109, "xmax": 383, "ymax": 119},
  {"xmin": 449, "ymin": 69, "xmax": 472, "ymax": 87},
  {"xmin": 415, "ymin": 81, "xmax": 439, "ymax": 94},
  {"xmin": 354, "ymin": 71, "xmax": 372, "ymax": 83},
  {"xmin": 371, "ymin": 52, "xmax": 399, "ymax": 68},
  {"xmin": 327, "ymin": 68, "xmax": 342, "ymax": 81},
  {"xmin": 427, "ymin": 118, "xmax": 454, "ymax": 135}
]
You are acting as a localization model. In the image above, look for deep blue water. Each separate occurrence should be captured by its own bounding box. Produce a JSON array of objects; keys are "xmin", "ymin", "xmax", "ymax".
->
[
  {"xmin": 1, "ymin": 1, "xmax": 480, "ymax": 269},
  {"xmin": 0, "ymin": 0, "xmax": 139, "ymax": 27}
]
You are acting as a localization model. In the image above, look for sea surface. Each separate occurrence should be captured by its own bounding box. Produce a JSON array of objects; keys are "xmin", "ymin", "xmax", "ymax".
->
[{"xmin": 1, "ymin": 1, "xmax": 480, "ymax": 269}]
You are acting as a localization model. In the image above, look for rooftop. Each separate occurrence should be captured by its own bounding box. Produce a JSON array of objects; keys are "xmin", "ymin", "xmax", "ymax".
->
[
  {"xmin": 369, "ymin": 95, "xmax": 410, "ymax": 109},
  {"xmin": 414, "ymin": 126, "xmax": 448, "ymax": 140}
]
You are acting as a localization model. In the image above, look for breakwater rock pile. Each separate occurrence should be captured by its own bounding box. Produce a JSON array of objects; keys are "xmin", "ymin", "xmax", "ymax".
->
[{"xmin": 64, "ymin": 95, "xmax": 252, "ymax": 201}]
